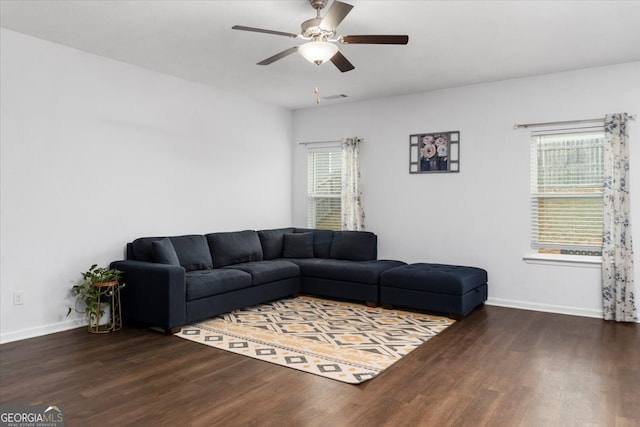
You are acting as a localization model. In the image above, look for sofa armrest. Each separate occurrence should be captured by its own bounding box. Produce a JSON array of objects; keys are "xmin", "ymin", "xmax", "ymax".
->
[{"xmin": 110, "ymin": 260, "xmax": 187, "ymax": 332}]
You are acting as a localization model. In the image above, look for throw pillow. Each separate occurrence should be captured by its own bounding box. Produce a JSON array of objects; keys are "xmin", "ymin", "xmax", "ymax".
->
[
  {"xmin": 258, "ymin": 228, "xmax": 295, "ymax": 260},
  {"xmin": 151, "ymin": 238, "xmax": 180, "ymax": 266},
  {"xmin": 294, "ymin": 228, "xmax": 334, "ymax": 258},
  {"xmin": 282, "ymin": 233, "xmax": 314, "ymax": 258}
]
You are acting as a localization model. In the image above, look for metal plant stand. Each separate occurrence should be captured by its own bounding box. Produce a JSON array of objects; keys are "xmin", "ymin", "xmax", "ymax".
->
[{"xmin": 89, "ymin": 281, "xmax": 122, "ymax": 334}]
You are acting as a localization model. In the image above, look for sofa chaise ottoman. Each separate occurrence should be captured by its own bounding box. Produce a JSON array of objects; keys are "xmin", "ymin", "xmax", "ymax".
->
[{"xmin": 379, "ymin": 263, "xmax": 488, "ymax": 318}]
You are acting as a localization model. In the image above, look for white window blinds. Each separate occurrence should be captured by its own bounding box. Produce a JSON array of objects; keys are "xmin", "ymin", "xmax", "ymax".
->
[
  {"xmin": 530, "ymin": 129, "xmax": 605, "ymax": 255},
  {"xmin": 308, "ymin": 146, "xmax": 342, "ymax": 230}
]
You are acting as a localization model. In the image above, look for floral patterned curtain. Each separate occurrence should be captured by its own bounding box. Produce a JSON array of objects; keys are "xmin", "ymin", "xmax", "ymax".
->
[
  {"xmin": 602, "ymin": 113, "xmax": 638, "ymax": 322},
  {"xmin": 341, "ymin": 137, "xmax": 365, "ymax": 231}
]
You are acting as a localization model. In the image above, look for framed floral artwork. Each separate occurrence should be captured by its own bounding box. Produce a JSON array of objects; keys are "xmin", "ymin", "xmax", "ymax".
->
[{"xmin": 409, "ymin": 131, "xmax": 460, "ymax": 173}]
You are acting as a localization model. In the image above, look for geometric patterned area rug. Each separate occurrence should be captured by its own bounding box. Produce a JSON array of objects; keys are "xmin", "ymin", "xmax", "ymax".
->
[{"xmin": 176, "ymin": 296, "xmax": 455, "ymax": 384}]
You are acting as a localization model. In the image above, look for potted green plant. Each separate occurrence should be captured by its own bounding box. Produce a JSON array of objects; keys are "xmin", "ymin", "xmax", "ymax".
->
[{"xmin": 67, "ymin": 264, "xmax": 125, "ymax": 332}]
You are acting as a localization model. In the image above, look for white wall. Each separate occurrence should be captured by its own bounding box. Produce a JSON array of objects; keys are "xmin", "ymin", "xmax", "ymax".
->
[
  {"xmin": 293, "ymin": 62, "xmax": 640, "ymax": 319},
  {"xmin": 2, "ymin": 29, "xmax": 638, "ymax": 345},
  {"xmin": 0, "ymin": 29, "xmax": 293, "ymax": 343}
]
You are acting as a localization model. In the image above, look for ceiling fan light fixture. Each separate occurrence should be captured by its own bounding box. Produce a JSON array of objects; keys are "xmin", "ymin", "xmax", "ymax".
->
[{"xmin": 298, "ymin": 41, "xmax": 338, "ymax": 65}]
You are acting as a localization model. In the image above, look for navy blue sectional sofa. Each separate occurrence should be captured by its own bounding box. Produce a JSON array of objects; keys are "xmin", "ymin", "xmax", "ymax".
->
[
  {"xmin": 111, "ymin": 228, "xmax": 405, "ymax": 333},
  {"xmin": 111, "ymin": 227, "xmax": 488, "ymax": 333}
]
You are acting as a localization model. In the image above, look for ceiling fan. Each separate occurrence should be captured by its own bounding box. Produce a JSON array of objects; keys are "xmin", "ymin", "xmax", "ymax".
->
[{"xmin": 232, "ymin": 0, "xmax": 409, "ymax": 72}]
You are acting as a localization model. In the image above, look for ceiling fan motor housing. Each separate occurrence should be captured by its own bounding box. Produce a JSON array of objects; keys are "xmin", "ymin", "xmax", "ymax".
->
[{"xmin": 301, "ymin": 18, "xmax": 335, "ymax": 40}]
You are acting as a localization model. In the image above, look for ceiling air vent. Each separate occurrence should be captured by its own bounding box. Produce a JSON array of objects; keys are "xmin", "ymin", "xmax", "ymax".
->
[{"xmin": 322, "ymin": 94, "xmax": 349, "ymax": 100}]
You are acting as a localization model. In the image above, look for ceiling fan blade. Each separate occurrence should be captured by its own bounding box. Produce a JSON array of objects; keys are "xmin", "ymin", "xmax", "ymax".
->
[
  {"xmin": 232, "ymin": 25, "xmax": 298, "ymax": 39},
  {"xmin": 257, "ymin": 46, "xmax": 299, "ymax": 65},
  {"xmin": 340, "ymin": 35, "xmax": 409, "ymax": 45},
  {"xmin": 320, "ymin": 1, "xmax": 354, "ymax": 31},
  {"xmin": 330, "ymin": 51, "xmax": 355, "ymax": 73}
]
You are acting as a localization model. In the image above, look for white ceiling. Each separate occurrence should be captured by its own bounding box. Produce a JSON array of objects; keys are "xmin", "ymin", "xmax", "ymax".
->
[{"xmin": 2, "ymin": 0, "xmax": 640, "ymax": 110}]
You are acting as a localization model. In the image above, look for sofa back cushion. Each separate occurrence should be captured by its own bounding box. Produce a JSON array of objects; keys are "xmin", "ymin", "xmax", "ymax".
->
[
  {"xmin": 257, "ymin": 227, "xmax": 295, "ymax": 260},
  {"xmin": 206, "ymin": 230, "xmax": 264, "ymax": 268},
  {"xmin": 169, "ymin": 235, "xmax": 213, "ymax": 271},
  {"xmin": 294, "ymin": 228, "xmax": 334, "ymax": 258},
  {"xmin": 329, "ymin": 231, "xmax": 378, "ymax": 261}
]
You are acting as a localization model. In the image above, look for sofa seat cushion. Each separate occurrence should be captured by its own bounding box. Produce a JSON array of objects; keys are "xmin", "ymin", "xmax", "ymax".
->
[
  {"xmin": 287, "ymin": 259, "xmax": 406, "ymax": 284},
  {"xmin": 380, "ymin": 263, "xmax": 488, "ymax": 296},
  {"xmin": 223, "ymin": 260, "xmax": 300, "ymax": 286},
  {"xmin": 186, "ymin": 269, "xmax": 252, "ymax": 301}
]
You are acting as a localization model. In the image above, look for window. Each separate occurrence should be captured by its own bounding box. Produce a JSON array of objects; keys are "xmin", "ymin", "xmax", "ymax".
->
[
  {"xmin": 308, "ymin": 146, "xmax": 342, "ymax": 230},
  {"xmin": 530, "ymin": 129, "xmax": 604, "ymax": 256}
]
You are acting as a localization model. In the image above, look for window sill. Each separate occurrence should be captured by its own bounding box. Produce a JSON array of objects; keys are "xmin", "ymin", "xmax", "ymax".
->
[{"xmin": 523, "ymin": 253, "xmax": 602, "ymax": 268}]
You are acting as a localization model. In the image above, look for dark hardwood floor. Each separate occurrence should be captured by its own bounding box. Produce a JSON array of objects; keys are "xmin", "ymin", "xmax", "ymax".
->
[{"xmin": 1, "ymin": 305, "xmax": 638, "ymax": 426}]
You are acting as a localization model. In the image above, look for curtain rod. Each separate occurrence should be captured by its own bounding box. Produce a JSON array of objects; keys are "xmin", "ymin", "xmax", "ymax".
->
[
  {"xmin": 513, "ymin": 114, "xmax": 636, "ymax": 130},
  {"xmin": 298, "ymin": 140, "xmax": 343, "ymax": 145}
]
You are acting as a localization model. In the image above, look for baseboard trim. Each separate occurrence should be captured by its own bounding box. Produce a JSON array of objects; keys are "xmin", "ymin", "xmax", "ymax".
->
[
  {"xmin": 486, "ymin": 297, "xmax": 604, "ymax": 319},
  {"xmin": 0, "ymin": 318, "xmax": 85, "ymax": 344}
]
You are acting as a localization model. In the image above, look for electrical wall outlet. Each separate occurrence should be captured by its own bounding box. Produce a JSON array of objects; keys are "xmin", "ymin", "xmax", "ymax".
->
[{"xmin": 13, "ymin": 291, "xmax": 25, "ymax": 306}]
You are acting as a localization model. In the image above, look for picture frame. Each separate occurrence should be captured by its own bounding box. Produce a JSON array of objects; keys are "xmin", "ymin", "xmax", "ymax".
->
[{"xmin": 409, "ymin": 131, "xmax": 460, "ymax": 173}]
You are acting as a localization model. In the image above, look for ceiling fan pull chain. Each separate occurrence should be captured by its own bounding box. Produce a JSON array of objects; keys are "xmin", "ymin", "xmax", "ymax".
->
[{"xmin": 314, "ymin": 66, "xmax": 321, "ymax": 104}]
